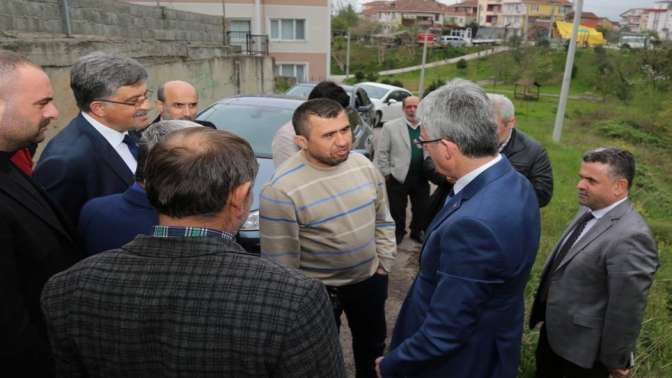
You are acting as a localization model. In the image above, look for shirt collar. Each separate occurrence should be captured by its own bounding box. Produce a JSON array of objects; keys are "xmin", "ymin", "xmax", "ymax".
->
[
  {"xmin": 81, "ymin": 112, "xmax": 127, "ymax": 148},
  {"xmin": 453, "ymin": 154, "xmax": 502, "ymax": 195},
  {"xmin": 152, "ymin": 225, "xmax": 235, "ymax": 241},
  {"xmin": 406, "ymin": 119, "xmax": 421, "ymax": 129},
  {"xmin": 588, "ymin": 197, "xmax": 628, "ymax": 220}
]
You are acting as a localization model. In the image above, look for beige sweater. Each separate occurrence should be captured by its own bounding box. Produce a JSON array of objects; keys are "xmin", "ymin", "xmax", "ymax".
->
[{"xmin": 260, "ymin": 151, "xmax": 397, "ymax": 287}]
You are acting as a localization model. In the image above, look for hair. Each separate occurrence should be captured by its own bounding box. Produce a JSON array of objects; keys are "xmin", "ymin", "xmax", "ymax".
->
[
  {"xmin": 0, "ymin": 50, "xmax": 40, "ymax": 97},
  {"xmin": 70, "ymin": 51, "xmax": 148, "ymax": 112},
  {"xmin": 582, "ymin": 147, "xmax": 635, "ymax": 189},
  {"xmin": 487, "ymin": 93, "xmax": 515, "ymax": 122},
  {"xmin": 307, "ymin": 81, "xmax": 350, "ymax": 108},
  {"xmin": 135, "ymin": 120, "xmax": 202, "ymax": 182},
  {"xmin": 144, "ymin": 127, "xmax": 258, "ymax": 218},
  {"xmin": 292, "ymin": 98, "xmax": 345, "ymax": 137},
  {"xmin": 156, "ymin": 82, "xmax": 167, "ymax": 102},
  {"xmin": 417, "ymin": 78, "xmax": 498, "ymax": 158}
]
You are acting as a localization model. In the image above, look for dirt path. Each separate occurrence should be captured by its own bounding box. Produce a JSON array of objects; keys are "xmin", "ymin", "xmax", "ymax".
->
[{"xmin": 338, "ymin": 237, "xmax": 421, "ymax": 376}]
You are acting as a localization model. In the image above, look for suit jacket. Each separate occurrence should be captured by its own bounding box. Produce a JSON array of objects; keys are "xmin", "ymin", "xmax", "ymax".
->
[
  {"xmin": 374, "ymin": 117, "xmax": 425, "ymax": 182},
  {"xmin": 501, "ymin": 128, "xmax": 553, "ymax": 207},
  {"xmin": 34, "ymin": 114, "xmax": 135, "ymax": 226},
  {"xmin": 530, "ymin": 200, "xmax": 658, "ymax": 369},
  {"xmin": 79, "ymin": 182, "xmax": 158, "ymax": 256},
  {"xmin": 381, "ymin": 158, "xmax": 541, "ymax": 378},
  {"xmin": 41, "ymin": 235, "xmax": 345, "ymax": 377},
  {"xmin": 0, "ymin": 153, "xmax": 82, "ymax": 376}
]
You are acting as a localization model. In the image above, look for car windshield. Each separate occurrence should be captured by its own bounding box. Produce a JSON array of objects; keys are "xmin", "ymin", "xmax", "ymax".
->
[
  {"xmin": 358, "ymin": 84, "xmax": 388, "ymax": 100},
  {"xmin": 198, "ymin": 103, "xmax": 295, "ymax": 157},
  {"xmin": 285, "ymin": 85, "xmax": 314, "ymax": 99}
]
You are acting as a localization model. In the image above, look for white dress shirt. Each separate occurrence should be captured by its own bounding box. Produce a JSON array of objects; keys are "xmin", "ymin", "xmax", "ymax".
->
[
  {"xmin": 576, "ymin": 197, "xmax": 629, "ymax": 243},
  {"xmin": 81, "ymin": 112, "xmax": 137, "ymax": 173}
]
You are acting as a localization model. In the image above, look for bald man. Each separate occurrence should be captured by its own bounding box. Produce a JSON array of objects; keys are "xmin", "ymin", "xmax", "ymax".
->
[{"xmin": 155, "ymin": 80, "xmax": 198, "ymax": 121}]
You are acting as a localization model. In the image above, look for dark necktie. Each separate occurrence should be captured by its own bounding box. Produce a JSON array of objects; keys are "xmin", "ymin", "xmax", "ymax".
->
[
  {"xmin": 123, "ymin": 134, "xmax": 139, "ymax": 159},
  {"xmin": 540, "ymin": 211, "xmax": 594, "ymax": 302}
]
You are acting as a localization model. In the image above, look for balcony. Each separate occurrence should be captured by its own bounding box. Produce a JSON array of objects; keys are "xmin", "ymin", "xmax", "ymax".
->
[{"xmin": 226, "ymin": 32, "xmax": 269, "ymax": 56}]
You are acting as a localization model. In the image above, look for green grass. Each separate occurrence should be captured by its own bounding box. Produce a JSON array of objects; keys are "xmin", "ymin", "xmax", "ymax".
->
[{"xmin": 375, "ymin": 46, "xmax": 672, "ymax": 377}]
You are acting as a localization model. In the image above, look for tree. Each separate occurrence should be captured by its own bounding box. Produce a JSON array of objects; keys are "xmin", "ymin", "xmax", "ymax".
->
[{"xmin": 332, "ymin": 4, "xmax": 359, "ymax": 33}]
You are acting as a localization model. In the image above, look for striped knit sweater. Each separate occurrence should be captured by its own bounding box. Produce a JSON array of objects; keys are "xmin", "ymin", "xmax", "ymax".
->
[{"xmin": 260, "ymin": 151, "xmax": 397, "ymax": 287}]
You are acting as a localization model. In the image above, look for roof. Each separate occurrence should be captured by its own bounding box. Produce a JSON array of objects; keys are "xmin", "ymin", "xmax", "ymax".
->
[{"xmin": 362, "ymin": 0, "xmax": 450, "ymax": 15}]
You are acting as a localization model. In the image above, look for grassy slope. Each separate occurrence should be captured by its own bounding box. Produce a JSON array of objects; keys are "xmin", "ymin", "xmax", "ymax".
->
[{"xmin": 382, "ymin": 48, "xmax": 672, "ymax": 377}]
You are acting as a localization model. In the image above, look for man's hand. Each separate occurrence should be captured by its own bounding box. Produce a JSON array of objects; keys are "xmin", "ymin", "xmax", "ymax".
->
[
  {"xmin": 375, "ymin": 356, "xmax": 384, "ymax": 378},
  {"xmin": 609, "ymin": 368, "xmax": 630, "ymax": 378},
  {"xmin": 376, "ymin": 266, "xmax": 388, "ymax": 275}
]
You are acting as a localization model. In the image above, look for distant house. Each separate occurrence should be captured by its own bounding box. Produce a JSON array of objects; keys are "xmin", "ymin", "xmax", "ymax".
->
[
  {"xmin": 478, "ymin": 0, "xmax": 571, "ymax": 35},
  {"xmin": 621, "ymin": 1, "xmax": 672, "ymax": 40},
  {"xmin": 444, "ymin": 1, "xmax": 478, "ymax": 27},
  {"xmin": 362, "ymin": 0, "xmax": 451, "ymax": 31},
  {"xmin": 566, "ymin": 11, "xmax": 602, "ymax": 29},
  {"xmin": 127, "ymin": 0, "xmax": 330, "ymax": 82}
]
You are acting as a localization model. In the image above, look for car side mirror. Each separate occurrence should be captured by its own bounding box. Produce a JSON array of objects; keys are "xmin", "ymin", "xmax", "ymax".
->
[{"xmin": 387, "ymin": 98, "xmax": 397, "ymax": 105}]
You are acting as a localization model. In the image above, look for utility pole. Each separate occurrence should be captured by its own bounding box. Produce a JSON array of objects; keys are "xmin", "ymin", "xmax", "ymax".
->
[
  {"xmin": 346, "ymin": 29, "xmax": 351, "ymax": 79},
  {"xmin": 552, "ymin": 0, "xmax": 583, "ymax": 142},
  {"xmin": 418, "ymin": 31, "xmax": 429, "ymax": 97}
]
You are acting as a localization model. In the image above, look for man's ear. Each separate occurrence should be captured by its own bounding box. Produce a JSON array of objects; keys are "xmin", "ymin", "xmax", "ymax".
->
[
  {"xmin": 88, "ymin": 101, "xmax": 107, "ymax": 118},
  {"xmin": 613, "ymin": 177, "xmax": 629, "ymax": 197},
  {"xmin": 294, "ymin": 134, "xmax": 308, "ymax": 150},
  {"xmin": 439, "ymin": 138, "xmax": 456, "ymax": 160},
  {"xmin": 508, "ymin": 116, "xmax": 516, "ymax": 130},
  {"xmin": 155, "ymin": 100, "xmax": 165, "ymax": 115},
  {"xmin": 229, "ymin": 181, "xmax": 252, "ymax": 213}
]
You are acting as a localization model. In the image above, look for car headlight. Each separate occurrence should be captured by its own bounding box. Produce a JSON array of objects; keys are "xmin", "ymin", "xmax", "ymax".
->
[{"xmin": 241, "ymin": 210, "xmax": 259, "ymax": 231}]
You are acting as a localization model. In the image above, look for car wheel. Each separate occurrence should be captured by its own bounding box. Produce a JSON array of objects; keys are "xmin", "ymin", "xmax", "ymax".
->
[{"xmin": 374, "ymin": 112, "xmax": 382, "ymax": 128}]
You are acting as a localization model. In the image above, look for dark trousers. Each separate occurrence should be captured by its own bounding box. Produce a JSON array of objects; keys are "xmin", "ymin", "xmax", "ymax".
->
[
  {"xmin": 536, "ymin": 325, "xmax": 609, "ymax": 378},
  {"xmin": 387, "ymin": 174, "xmax": 429, "ymax": 241},
  {"xmin": 329, "ymin": 273, "xmax": 388, "ymax": 378}
]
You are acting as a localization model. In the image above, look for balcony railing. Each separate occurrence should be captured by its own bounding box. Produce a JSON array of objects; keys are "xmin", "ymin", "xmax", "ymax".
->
[{"xmin": 226, "ymin": 31, "xmax": 269, "ymax": 56}]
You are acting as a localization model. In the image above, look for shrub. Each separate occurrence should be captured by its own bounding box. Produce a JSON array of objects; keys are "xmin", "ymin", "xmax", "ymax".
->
[
  {"xmin": 423, "ymin": 79, "xmax": 445, "ymax": 97},
  {"xmin": 457, "ymin": 58, "xmax": 468, "ymax": 70},
  {"xmin": 354, "ymin": 71, "xmax": 366, "ymax": 82},
  {"xmin": 366, "ymin": 71, "xmax": 379, "ymax": 82}
]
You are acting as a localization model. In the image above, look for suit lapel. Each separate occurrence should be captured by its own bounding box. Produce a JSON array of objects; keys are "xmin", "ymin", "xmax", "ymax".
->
[
  {"xmin": 423, "ymin": 158, "xmax": 512, "ymax": 246},
  {"xmin": 554, "ymin": 201, "xmax": 631, "ymax": 272},
  {"xmin": 0, "ymin": 165, "xmax": 73, "ymax": 242},
  {"xmin": 77, "ymin": 114, "xmax": 134, "ymax": 186},
  {"xmin": 397, "ymin": 120, "xmax": 411, "ymax": 153}
]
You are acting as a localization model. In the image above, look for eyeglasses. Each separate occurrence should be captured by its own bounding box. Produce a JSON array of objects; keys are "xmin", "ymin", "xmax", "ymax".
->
[
  {"xmin": 414, "ymin": 137, "xmax": 444, "ymax": 146},
  {"xmin": 94, "ymin": 90, "xmax": 153, "ymax": 108}
]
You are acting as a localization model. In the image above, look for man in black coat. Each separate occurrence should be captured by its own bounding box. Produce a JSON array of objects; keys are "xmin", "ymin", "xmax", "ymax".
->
[
  {"xmin": 0, "ymin": 51, "xmax": 82, "ymax": 376},
  {"xmin": 423, "ymin": 93, "xmax": 554, "ymax": 228}
]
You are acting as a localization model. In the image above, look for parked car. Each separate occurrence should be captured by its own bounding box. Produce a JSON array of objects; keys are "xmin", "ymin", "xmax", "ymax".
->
[
  {"xmin": 440, "ymin": 35, "xmax": 467, "ymax": 47},
  {"xmin": 356, "ymin": 82, "xmax": 412, "ymax": 127},
  {"xmin": 285, "ymin": 83, "xmax": 376, "ymax": 127},
  {"xmin": 196, "ymin": 95, "xmax": 374, "ymax": 252}
]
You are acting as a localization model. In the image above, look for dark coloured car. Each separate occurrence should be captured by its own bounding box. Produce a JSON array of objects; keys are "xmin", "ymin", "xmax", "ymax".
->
[
  {"xmin": 197, "ymin": 96, "xmax": 374, "ymax": 252},
  {"xmin": 286, "ymin": 83, "xmax": 376, "ymax": 127}
]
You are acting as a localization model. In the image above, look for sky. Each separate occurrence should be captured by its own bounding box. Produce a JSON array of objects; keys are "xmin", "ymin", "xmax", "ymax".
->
[{"xmin": 348, "ymin": 1, "xmax": 664, "ymax": 21}]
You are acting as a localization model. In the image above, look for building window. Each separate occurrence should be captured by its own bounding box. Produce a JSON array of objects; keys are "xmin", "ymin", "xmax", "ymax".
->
[
  {"xmin": 274, "ymin": 63, "xmax": 307, "ymax": 82},
  {"xmin": 270, "ymin": 19, "xmax": 305, "ymax": 41}
]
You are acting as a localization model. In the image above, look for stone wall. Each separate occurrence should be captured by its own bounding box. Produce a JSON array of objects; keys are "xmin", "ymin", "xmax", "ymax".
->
[{"xmin": 0, "ymin": 0, "xmax": 225, "ymax": 43}]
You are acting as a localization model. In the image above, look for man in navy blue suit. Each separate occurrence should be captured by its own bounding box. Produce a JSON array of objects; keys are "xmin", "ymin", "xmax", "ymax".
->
[
  {"xmin": 34, "ymin": 52, "xmax": 151, "ymax": 225},
  {"xmin": 78, "ymin": 120, "xmax": 201, "ymax": 255},
  {"xmin": 376, "ymin": 79, "xmax": 541, "ymax": 378}
]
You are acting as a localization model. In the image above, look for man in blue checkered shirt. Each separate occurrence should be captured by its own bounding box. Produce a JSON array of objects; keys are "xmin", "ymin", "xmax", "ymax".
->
[{"xmin": 41, "ymin": 127, "xmax": 345, "ymax": 377}]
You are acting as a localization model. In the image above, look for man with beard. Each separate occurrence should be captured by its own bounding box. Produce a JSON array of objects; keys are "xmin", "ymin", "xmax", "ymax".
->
[
  {"xmin": 0, "ymin": 50, "xmax": 82, "ymax": 376},
  {"xmin": 34, "ymin": 52, "xmax": 152, "ymax": 225},
  {"xmin": 154, "ymin": 80, "xmax": 199, "ymax": 122},
  {"xmin": 260, "ymin": 98, "xmax": 396, "ymax": 378}
]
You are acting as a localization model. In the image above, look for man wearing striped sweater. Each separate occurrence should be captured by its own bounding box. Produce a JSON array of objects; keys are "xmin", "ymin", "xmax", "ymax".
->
[{"xmin": 260, "ymin": 98, "xmax": 397, "ymax": 378}]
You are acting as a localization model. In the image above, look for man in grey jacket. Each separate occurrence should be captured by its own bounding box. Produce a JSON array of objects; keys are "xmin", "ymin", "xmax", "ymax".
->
[
  {"xmin": 374, "ymin": 96, "xmax": 428, "ymax": 244},
  {"xmin": 530, "ymin": 147, "xmax": 658, "ymax": 378}
]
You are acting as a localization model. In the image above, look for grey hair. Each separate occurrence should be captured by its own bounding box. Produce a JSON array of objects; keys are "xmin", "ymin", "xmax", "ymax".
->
[
  {"xmin": 135, "ymin": 120, "xmax": 202, "ymax": 182},
  {"xmin": 70, "ymin": 51, "xmax": 148, "ymax": 112},
  {"xmin": 418, "ymin": 78, "xmax": 498, "ymax": 157},
  {"xmin": 487, "ymin": 93, "xmax": 515, "ymax": 122}
]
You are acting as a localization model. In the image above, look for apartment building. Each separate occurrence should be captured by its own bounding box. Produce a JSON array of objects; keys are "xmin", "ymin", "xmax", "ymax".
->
[
  {"xmin": 621, "ymin": 1, "xmax": 672, "ymax": 40},
  {"xmin": 128, "ymin": 0, "xmax": 330, "ymax": 82},
  {"xmin": 478, "ymin": 0, "xmax": 571, "ymax": 31}
]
